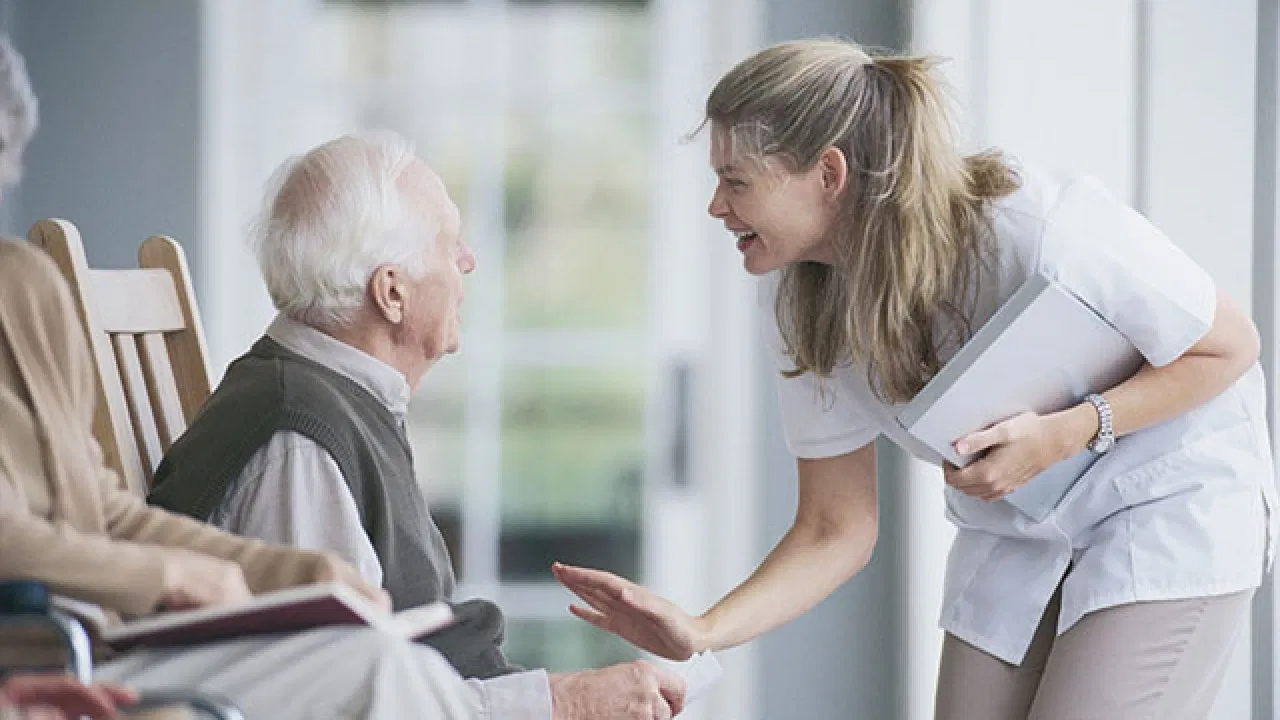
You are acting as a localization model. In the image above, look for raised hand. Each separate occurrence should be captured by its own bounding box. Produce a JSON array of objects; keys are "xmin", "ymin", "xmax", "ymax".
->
[{"xmin": 552, "ymin": 562, "xmax": 706, "ymax": 661}]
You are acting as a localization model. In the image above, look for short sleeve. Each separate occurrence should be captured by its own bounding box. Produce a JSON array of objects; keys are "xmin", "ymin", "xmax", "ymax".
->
[
  {"xmin": 1039, "ymin": 176, "xmax": 1216, "ymax": 367},
  {"xmin": 759, "ymin": 275, "xmax": 880, "ymax": 459}
]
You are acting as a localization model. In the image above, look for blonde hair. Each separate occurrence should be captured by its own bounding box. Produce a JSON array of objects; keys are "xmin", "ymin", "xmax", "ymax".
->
[{"xmin": 707, "ymin": 39, "xmax": 1019, "ymax": 404}]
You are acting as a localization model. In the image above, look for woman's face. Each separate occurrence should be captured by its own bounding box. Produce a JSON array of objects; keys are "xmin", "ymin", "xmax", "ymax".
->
[{"xmin": 707, "ymin": 124, "xmax": 844, "ymax": 275}]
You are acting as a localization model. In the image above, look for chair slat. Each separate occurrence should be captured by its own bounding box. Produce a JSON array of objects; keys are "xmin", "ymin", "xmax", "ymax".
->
[
  {"xmin": 30, "ymin": 219, "xmax": 147, "ymax": 495},
  {"xmin": 139, "ymin": 236, "xmax": 213, "ymax": 421},
  {"xmin": 137, "ymin": 332, "xmax": 187, "ymax": 448},
  {"xmin": 94, "ymin": 333, "xmax": 147, "ymax": 495},
  {"xmin": 86, "ymin": 268, "xmax": 185, "ymax": 334},
  {"xmin": 29, "ymin": 219, "xmax": 213, "ymax": 494},
  {"xmin": 111, "ymin": 333, "xmax": 162, "ymax": 486}
]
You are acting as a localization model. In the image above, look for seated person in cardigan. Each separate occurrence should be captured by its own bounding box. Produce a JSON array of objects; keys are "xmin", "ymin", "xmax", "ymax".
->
[{"xmin": 148, "ymin": 131, "xmax": 685, "ymax": 719}]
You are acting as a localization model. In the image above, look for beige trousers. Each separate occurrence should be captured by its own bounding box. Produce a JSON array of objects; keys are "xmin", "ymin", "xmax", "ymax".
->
[{"xmin": 935, "ymin": 588, "xmax": 1253, "ymax": 720}]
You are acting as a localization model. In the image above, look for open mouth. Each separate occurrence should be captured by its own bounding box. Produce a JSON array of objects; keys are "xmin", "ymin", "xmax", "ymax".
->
[{"xmin": 734, "ymin": 230, "xmax": 758, "ymax": 253}]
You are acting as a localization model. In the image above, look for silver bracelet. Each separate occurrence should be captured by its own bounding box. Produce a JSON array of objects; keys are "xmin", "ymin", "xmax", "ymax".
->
[{"xmin": 1085, "ymin": 392, "xmax": 1115, "ymax": 453}]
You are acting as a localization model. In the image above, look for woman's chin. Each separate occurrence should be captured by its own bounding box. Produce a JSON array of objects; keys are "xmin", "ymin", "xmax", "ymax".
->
[{"xmin": 742, "ymin": 252, "xmax": 784, "ymax": 276}]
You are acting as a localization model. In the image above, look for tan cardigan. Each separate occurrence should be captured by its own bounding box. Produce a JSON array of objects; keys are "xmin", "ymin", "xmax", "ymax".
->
[{"xmin": 0, "ymin": 240, "xmax": 344, "ymax": 657}]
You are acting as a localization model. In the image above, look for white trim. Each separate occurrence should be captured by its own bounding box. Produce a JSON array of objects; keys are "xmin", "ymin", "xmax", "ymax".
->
[{"xmin": 1252, "ymin": 1, "xmax": 1279, "ymax": 717}]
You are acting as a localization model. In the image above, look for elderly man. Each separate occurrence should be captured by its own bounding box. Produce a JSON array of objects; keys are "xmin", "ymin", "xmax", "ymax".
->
[{"xmin": 149, "ymin": 131, "xmax": 685, "ymax": 719}]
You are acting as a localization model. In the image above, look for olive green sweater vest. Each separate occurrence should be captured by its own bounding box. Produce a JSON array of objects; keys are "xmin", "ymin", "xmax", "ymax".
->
[{"xmin": 149, "ymin": 336, "xmax": 516, "ymax": 679}]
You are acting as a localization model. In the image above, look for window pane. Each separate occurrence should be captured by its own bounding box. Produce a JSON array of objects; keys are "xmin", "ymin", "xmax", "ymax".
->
[
  {"xmin": 501, "ymin": 4, "xmax": 652, "ymax": 331},
  {"xmin": 500, "ymin": 366, "xmax": 645, "ymax": 581},
  {"xmin": 505, "ymin": 227, "xmax": 648, "ymax": 329},
  {"xmin": 506, "ymin": 4, "xmax": 650, "ymax": 105},
  {"xmin": 503, "ymin": 110, "xmax": 651, "ymax": 329},
  {"xmin": 504, "ymin": 617, "xmax": 639, "ymax": 673}
]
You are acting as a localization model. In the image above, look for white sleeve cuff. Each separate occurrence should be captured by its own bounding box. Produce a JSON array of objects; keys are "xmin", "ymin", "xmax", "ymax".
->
[
  {"xmin": 474, "ymin": 669, "xmax": 552, "ymax": 720},
  {"xmin": 787, "ymin": 430, "xmax": 879, "ymax": 460}
]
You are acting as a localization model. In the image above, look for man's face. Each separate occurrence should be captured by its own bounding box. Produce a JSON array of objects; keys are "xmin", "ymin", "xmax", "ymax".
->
[{"xmin": 400, "ymin": 162, "xmax": 476, "ymax": 365}]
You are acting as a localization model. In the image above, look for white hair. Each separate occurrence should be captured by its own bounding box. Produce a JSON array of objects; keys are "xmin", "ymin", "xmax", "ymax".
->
[
  {"xmin": 251, "ymin": 130, "xmax": 437, "ymax": 329},
  {"xmin": 0, "ymin": 35, "xmax": 37, "ymax": 190}
]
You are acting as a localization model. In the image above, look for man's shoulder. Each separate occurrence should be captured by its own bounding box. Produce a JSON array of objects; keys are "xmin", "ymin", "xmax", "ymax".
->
[{"xmin": 211, "ymin": 337, "xmax": 363, "ymax": 416}]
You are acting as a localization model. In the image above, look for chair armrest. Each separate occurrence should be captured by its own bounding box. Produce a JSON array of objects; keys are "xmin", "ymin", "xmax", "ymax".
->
[
  {"xmin": 0, "ymin": 583, "xmax": 245, "ymax": 720},
  {"xmin": 0, "ymin": 611, "xmax": 93, "ymax": 684},
  {"xmin": 0, "ymin": 581, "xmax": 91, "ymax": 683}
]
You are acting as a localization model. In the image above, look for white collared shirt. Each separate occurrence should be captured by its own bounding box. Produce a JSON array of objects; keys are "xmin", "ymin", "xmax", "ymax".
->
[
  {"xmin": 213, "ymin": 314, "xmax": 552, "ymax": 719},
  {"xmin": 764, "ymin": 164, "xmax": 1279, "ymax": 664}
]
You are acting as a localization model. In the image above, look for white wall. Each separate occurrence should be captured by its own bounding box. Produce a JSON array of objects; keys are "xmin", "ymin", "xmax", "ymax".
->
[
  {"xmin": 8, "ymin": 0, "xmax": 202, "ymax": 281},
  {"xmin": 756, "ymin": 3, "xmax": 910, "ymax": 719},
  {"xmin": 911, "ymin": 1, "xmax": 1262, "ymax": 718},
  {"xmin": 1255, "ymin": 0, "xmax": 1280, "ymax": 713}
]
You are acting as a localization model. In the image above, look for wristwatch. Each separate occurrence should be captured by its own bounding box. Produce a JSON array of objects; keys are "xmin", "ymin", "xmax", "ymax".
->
[{"xmin": 1085, "ymin": 393, "xmax": 1115, "ymax": 454}]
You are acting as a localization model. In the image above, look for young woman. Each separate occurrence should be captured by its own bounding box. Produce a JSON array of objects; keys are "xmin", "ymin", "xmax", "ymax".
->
[{"xmin": 555, "ymin": 38, "xmax": 1276, "ymax": 718}]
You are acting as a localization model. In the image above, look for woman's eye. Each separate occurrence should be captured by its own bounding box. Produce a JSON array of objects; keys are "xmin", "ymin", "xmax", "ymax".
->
[{"xmin": 726, "ymin": 178, "xmax": 747, "ymax": 190}]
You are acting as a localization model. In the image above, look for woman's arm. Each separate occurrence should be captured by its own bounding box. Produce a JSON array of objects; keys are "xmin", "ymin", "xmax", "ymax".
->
[
  {"xmin": 0, "ymin": 500, "xmax": 170, "ymax": 616},
  {"xmin": 99, "ymin": 462, "xmax": 389, "ymax": 610},
  {"xmin": 554, "ymin": 441, "xmax": 879, "ymax": 659},
  {"xmin": 0, "ymin": 465, "xmax": 258, "ymax": 615},
  {"xmin": 1058, "ymin": 287, "xmax": 1259, "ymax": 448},
  {"xmin": 949, "ymin": 288, "xmax": 1260, "ymax": 498},
  {"xmin": 699, "ymin": 443, "xmax": 879, "ymax": 651}
]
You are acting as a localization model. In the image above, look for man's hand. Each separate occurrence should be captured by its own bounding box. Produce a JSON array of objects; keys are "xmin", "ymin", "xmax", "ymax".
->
[{"xmin": 549, "ymin": 661, "xmax": 687, "ymax": 720}]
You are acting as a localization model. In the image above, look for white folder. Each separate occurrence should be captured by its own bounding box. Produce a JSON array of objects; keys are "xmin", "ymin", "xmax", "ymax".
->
[{"xmin": 896, "ymin": 272, "xmax": 1144, "ymax": 521}]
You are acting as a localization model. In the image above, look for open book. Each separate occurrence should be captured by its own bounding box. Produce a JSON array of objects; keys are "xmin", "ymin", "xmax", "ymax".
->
[
  {"xmin": 55, "ymin": 583, "xmax": 454, "ymax": 652},
  {"xmin": 896, "ymin": 271, "xmax": 1144, "ymax": 521}
]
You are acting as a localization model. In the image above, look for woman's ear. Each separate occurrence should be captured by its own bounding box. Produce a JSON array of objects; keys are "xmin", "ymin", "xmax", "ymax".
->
[
  {"xmin": 819, "ymin": 146, "xmax": 849, "ymax": 198},
  {"xmin": 369, "ymin": 265, "xmax": 405, "ymax": 324}
]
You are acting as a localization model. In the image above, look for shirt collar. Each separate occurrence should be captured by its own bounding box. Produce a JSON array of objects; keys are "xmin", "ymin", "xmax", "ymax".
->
[{"xmin": 265, "ymin": 313, "xmax": 411, "ymax": 418}]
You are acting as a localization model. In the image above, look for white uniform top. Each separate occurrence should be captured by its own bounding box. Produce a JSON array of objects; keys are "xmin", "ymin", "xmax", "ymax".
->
[{"xmin": 763, "ymin": 164, "xmax": 1279, "ymax": 665}]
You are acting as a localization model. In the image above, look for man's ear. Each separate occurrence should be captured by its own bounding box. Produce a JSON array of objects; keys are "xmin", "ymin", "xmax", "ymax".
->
[
  {"xmin": 819, "ymin": 146, "xmax": 849, "ymax": 198},
  {"xmin": 369, "ymin": 265, "xmax": 406, "ymax": 324}
]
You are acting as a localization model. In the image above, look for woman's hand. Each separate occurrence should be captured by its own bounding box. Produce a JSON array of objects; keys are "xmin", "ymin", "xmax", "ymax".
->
[
  {"xmin": 944, "ymin": 408, "xmax": 1093, "ymax": 502},
  {"xmin": 1, "ymin": 674, "xmax": 138, "ymax": 719},
  {"xmin": 552, "ymin": 563, "xmax": 707, "ymax": 661},
  {"xmin": 311, "ymin": 553, "xmax": 392, "ymax": 613},
  {"xmin": 157, "ymin": 546, "xmax": 252, "ymax": 611}
]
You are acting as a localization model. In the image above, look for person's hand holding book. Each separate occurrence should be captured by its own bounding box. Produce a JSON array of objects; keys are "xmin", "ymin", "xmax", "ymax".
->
[
  {"xmin": 309, "ymin": 553, "xmax": 391, "ymax": 613},
  {"xmin": 158, "ymin": 546, "xmax": 252, "ymax": 611},
  {"xmin": 943, "ymin": 407, "xmax": 1095, "ymax": 502}
]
